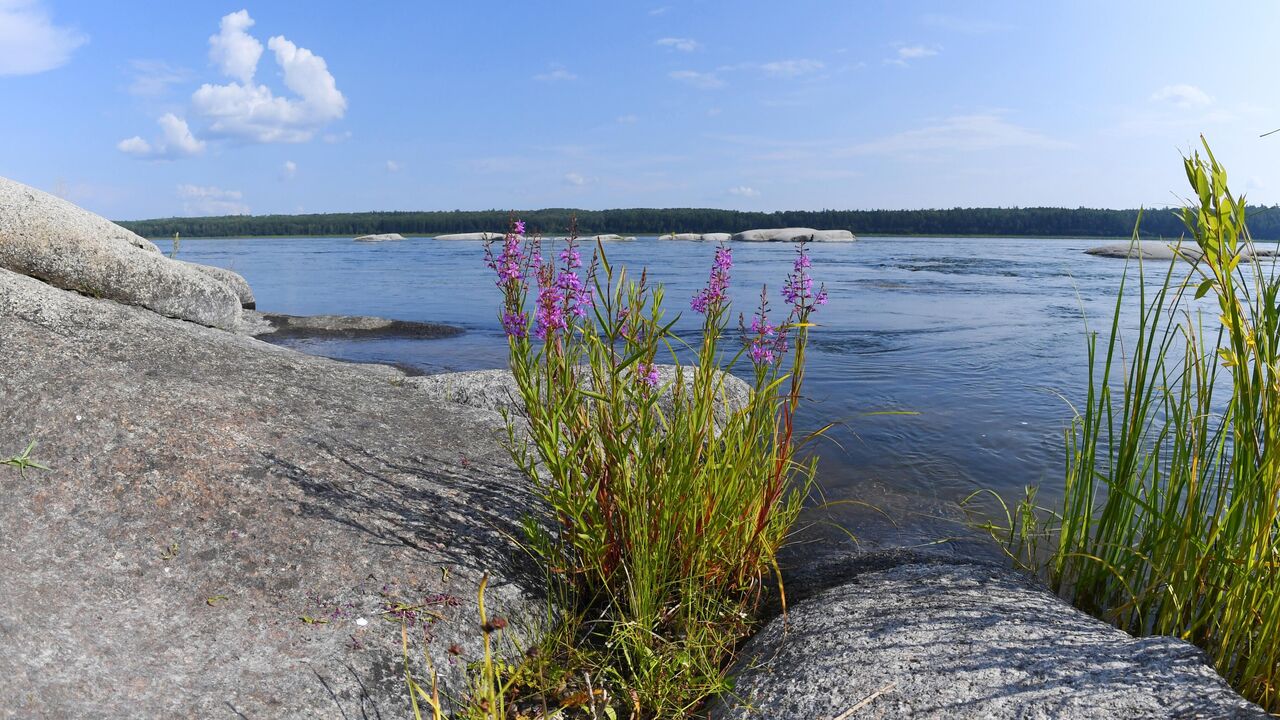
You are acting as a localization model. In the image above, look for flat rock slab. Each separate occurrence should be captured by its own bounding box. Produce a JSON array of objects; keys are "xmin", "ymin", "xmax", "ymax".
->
[
  {"xmin": 433, "ymin": 232, "xmax": 505, "ymax": 241},
  {"xmin": 713, "ymin": 555, "xmax": 1266, "ymax": 719},
  {"xmin": 183, "ymin": 260, "xmax": 256, "ymax": 308},
  {"xmin": 248, "ymin": 311, "xmax": 464, "ymax": 340},
  {"xmin": 1085, "ymin": 240, "xmax": 1280, "ymax": 260},
  {"xmin": 0, "ymin": 268, "xmax": 540, "ymax": 718},
  {"xmin": 353, "ymin": 233, "xmax": 405, "ymax": 242},
  {"xmin": 732, "ymin": 228, "xmax": 855, "ymax": 242}
]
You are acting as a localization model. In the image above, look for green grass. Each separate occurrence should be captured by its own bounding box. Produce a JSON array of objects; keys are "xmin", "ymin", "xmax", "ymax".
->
[
  {"xmin": 2, "ymin": 442, "xmax": 46, "ymax": 475},
  {"xmin": 403, "ymin": 229, "xmax": 825, "ymax": 718},
  {"xmin": 980, "ymin": 138, "xmax": 1280, "ymax": 711}
]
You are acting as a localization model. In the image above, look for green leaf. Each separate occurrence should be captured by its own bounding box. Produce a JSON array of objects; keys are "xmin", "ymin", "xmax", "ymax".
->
[{"xmin": 1195, "ymin": 278, "xmax": 1215, "ymax": 300}]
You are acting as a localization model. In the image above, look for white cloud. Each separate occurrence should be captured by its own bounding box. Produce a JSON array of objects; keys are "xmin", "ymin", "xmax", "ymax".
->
[
  {"xmin": 176, "ymin": 184, "xmax": 250, "ymax": 215},
  {"xmin": 191, "ymin": 15, "xmax": 347, "ymax": 144},
  {"xmin": 281, "ymin": 160, "xmax": 297, "ymax": 179},
  {"xmin": 759, "ymin": 59, "xmax": 824, "ymax": 78},
  {"xmin": 117, "ymin": 113, "xmax": 206, "ymax": 159},
  {"xmin": 886, "ymin": 45, "xmax": 939, "ymax": 66},
  {"xmin": 1152, "ymin": 84, "xmax": 1212, "ymax": 108},
  {"xmin": 0, "ymin": 0, "xmax": 86, "ymax": 76},
  {"xmin": 564, "ymin": 172, "xmax": 586, "ymax": 186},
  {"xmin": 846, "ymin": 113, "xmax": 1068, "ymax": 156},
  {"xmin": 126, "ymin": 59, "xmax": 192, "ymax": 96},
  {"xmin": 669, "ymin": 69, "xmax": 723, "ymax": 88},
  {"xmin": 385, "ymin": 160, "xmax": 402, "ymax": 173},
  {"xmin": 533, "ymin": 64, "xmax": 577, "ymax": 82},
  {"xmin": 208, "ymin": 10, "xmax": 261, "ymax": 84},
  {"xmin": 649, "ymin": 6, "xmax": 670, "ymax": 16},
  {"xmin": 616, "ymin": 114, "xmax": 639, "ymax": 124},
  {"xmin": 656, "ymin": 37, "xmax": 700, "ymax": 52},
  {"xmin": 728, "ymin": 186, "xmax": 760, "ymax": 198}
]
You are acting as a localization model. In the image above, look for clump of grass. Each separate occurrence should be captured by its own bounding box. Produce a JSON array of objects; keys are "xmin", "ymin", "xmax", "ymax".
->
[
  {"xmin": 3, "ymin": 442, "xmax": 46, "ymax": 475},
  {"xmin": 982, "ymin": 138, "xmax": 1280, "ymax": 711},
  {"xmin": 453, "ymin": 218, "xmax": 827, "ymax": 717}
]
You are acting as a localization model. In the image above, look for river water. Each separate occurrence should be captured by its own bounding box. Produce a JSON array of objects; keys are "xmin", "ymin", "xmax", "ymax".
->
[{"xmin": 169, "ymin": 235, "xmax": 1147, "ymax": 556}]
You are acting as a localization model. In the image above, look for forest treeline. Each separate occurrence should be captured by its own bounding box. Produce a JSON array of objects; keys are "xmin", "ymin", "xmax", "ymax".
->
[{"xmin": 116, "ymin": 205, "xmax": 1280, "ymax": 240}]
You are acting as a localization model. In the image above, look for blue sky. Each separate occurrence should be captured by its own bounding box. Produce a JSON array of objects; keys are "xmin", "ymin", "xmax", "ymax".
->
[{"xmin": 3, "ymin": 1, "xmax": 1280, "ymax": 220}]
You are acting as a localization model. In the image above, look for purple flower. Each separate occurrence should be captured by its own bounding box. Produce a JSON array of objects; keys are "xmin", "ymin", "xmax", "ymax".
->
[
  {"xmin": 782, "ymin": 244, "xmax": 826, "ymax": 313},
  {"xmin": 692, "ymin": 244, "xmax": 733, "ymax": 314},
  {"xmin": 636, "ymin": 362, "xmax": 660, "ymax": 388},
  {"xmin": 746, "ymin": 304, "xmax": 788, "ymax": 367},
  {"xmin": 514, "ymin": 220, "xmax": 526, "ymax": 235},
  {"xmin": 501, "ymin": 311, "xmax": 528, "ymax": 339}
]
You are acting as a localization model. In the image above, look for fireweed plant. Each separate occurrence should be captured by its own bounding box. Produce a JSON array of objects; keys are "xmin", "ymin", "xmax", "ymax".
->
[
  {"xmin": 974, "ymin": 140, "xmax": 1280, "ymax": 711},
  {"xmin": 448, "ymin": 221, "xmax": 827, "ymax": 716}
]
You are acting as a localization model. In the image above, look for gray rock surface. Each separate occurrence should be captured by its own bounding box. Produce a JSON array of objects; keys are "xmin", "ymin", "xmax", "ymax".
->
[
  {"xmin": 0, "ymin": 176, "xmax": 241, "ymax": 330},
  {"xmin": 353, "ymin": 233, "xmax": 405, "ymax": 242},
  {"xmin": 246, "ymin": 311, "xmax": 464, "ymax": 340},
  {"xmin": 713, "ymin": 553, "xmax": 1267, "ymax": 719},
  {"xmin": 1086, "ymin": 240, "xmax": 1280, "ymax": 261},
  {"xmin": 409, "ymin": 365, "xmax": 751, "ymax": 427},
  {"xmin": 183, "ymin": 261, "xmax": 256, "ymax": 308},
  {"xmin": 0, "ymin": 267, "xmax": 542, "ymax": 719},
  {"xmin": 434, "ymin": 232, "xmax": 506, "ymax": 241},
  {"xmin": 732, "ymin": 227, "xmax": 855, "ymax": 242}
]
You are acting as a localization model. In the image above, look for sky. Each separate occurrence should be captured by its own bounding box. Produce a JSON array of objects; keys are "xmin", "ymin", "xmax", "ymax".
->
[{"xmin": 3, "ymin": 1, "xmax": 1280, "ymax": 220}]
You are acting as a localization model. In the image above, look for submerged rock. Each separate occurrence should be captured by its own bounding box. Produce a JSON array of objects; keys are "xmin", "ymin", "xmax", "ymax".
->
[
  {"xmin": 732, "ymin": 227, "xmax": 855, "ymax": 242},
  {"xmin": 183, "ymin": 261, "xmax": 256, "ymax": 309},
  {"xmin": 0, "ymin": 176, "xmax": 241, "ymax": 330},
  {"xmin": 713, "ymin": 552, "xmax": 1267, "ymax": 719},
  {"xmin": 0, "ymin": 267, "xmax": 540, "ymax": 718},
  {"xmin": 353, "ymin": 233, "xmax": 405, "ymax": 242},
  {"xmin": 247, "ymin": 311, "xmax": 463, "ymax": 340}
]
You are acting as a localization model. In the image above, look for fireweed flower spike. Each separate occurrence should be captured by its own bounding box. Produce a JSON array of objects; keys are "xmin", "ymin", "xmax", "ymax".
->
[
  {"xmin": 782, "ymin": 242, "xmax": 827, "ymax": 314},
  {"xmin": 691, "ymin": 243, "xmax": 733, "ymax": 314},
  {"xmin": 484, "ymin": 218, "xmax": 534, "ymax": 339}
]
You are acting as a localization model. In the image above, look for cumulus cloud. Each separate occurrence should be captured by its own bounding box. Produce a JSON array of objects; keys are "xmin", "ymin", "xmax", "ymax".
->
[
  {"xmin": 281, "ymin": 159, "xmax": 297, "ymax": 179},
  {"xmin": 1152, "ymin": 84, "xmax": 1212, "ymax": 108},
  {"xmin": 656, "ymin": 37, "xmax": 700, "ymax": 52},
  {"xmin": 564, "ymin": 172, "xmax": 586, "ymax": 186},
  {"xmin": 533, "ymin": 64, "xmax": 577, "ymax": 82},
  {"xmin": 385, "ymin": 160, "xmax": 402, "ymax": 173},
  {"xmin": 208, "ymin": 10, "xmax": 261, "ymax": 84},
  {"xmin": 728, "ymin": 186, "xmax": 760, "ymax": 198},
  {"xmin": 120, "ymin": 10, "xmax": 347, "ymax": 155},
  {"xmin": 192, "ymin": 19, "xmax": 347, "ymax": 143},
  {"xmin": 886, "ymin": 45, "xmax": 939, "ymax": 65},
  {"xmin": 0, "ymin": 0, "xmax": 87, "ymax": 76},
  {"xmin": 176, "ymin": 184, "xmax": 250, "ymax": 215},
  {"xmin": 669, "ymin": 69, "xmax": 722, "ymax": 88},
  {"xmin": 116, "ymin": 113, "xmax": 206, "ymax": 159}
]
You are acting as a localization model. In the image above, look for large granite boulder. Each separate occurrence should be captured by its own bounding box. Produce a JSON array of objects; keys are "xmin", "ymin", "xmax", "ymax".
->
[
  {"xmin": 713, "ymin": 552, "xmax": 1267, "ymax": 719},
  {"xmin": 0, "ymin": 176, "xmax": 241, "ymax": 330},
  {"xmin": 0, "ymin": 267, "xmax": 541, "ymax": 718},
  {"xmin": 183, "ymin": 261, "xmax": 256, "ymax": 308},
  {"xmin": 732, "ymin": 228, "xmax": 855, "ymax": 242},
  {"xmin": 354, "ymin": 233, "xmax": 405, "ymax": 242}
]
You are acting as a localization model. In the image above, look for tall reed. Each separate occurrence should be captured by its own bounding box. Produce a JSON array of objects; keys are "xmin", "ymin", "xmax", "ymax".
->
[{"xmin": 989, "ymin": 139, "xmax": 1280, "ymax": 710}]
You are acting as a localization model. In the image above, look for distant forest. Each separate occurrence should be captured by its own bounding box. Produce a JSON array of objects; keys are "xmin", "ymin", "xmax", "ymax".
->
[{"xmin": 117, "ymin": 205, "xmax": 1280, "ymax": 240}]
